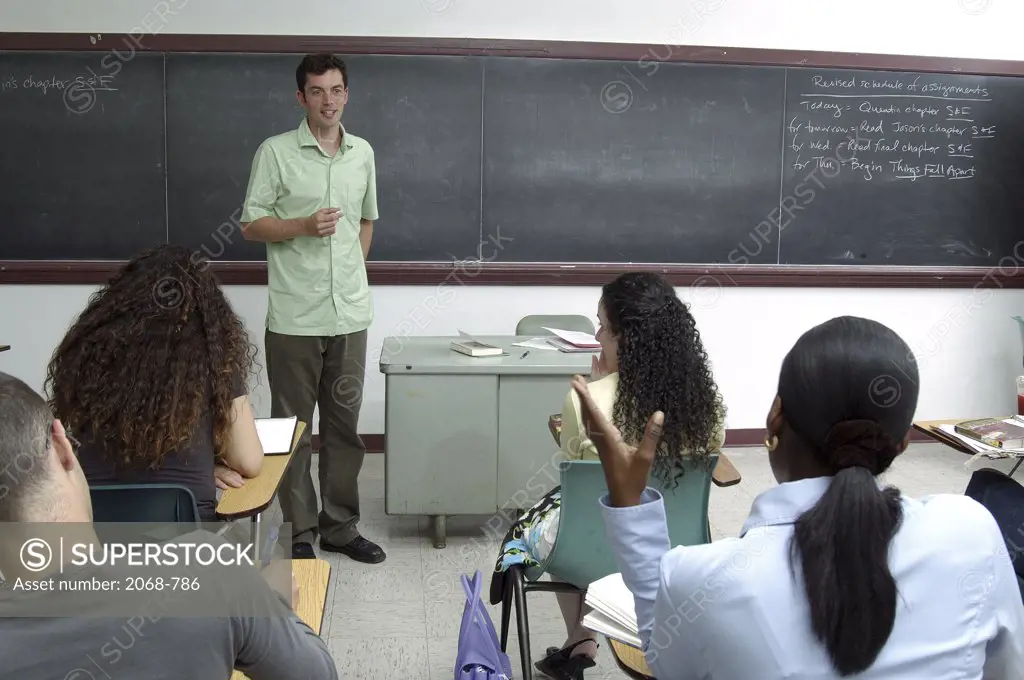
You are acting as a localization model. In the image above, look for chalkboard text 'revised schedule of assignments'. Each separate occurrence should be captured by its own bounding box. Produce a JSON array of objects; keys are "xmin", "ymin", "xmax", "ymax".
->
[
  {"xmin": 778, "ymin": 69, "xmax": 1022, "ymax": 266},
  {"xmin": 0, "ymin": 48, "xmax": 1023, "ymax": 273}
]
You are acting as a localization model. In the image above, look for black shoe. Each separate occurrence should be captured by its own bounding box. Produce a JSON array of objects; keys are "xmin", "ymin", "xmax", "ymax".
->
[
  {"xmin": 320, "ymin": 535, "xmax": 386, "ymax": 564},
  {"xmin": 291, "ymin": 541, "xmax": 316, "ymax": 560},
  {"xmin": 535, "ymin": 639, "xmax": 597, "ymax": 680}
]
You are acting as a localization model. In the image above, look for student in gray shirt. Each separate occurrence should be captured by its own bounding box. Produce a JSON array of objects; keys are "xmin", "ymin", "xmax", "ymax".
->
[{"xmin": 0, "ymin": 371, "xmax": 339, "ymax": 680}]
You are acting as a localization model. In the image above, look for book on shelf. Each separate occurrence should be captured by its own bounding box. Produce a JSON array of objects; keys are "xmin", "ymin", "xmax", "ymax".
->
[
  {"xmin": 581, "ymin": 573, "xmax": 641, "ymax": 648},
  {"xmin": 953, "ymin": 416, "xmax": 1024, "ymax": 449}
]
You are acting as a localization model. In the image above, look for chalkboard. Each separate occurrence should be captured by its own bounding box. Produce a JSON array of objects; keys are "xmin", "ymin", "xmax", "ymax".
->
[
  {"xmin": 166, "ymin": 54, "xmax": 483, "ymax": 262},
  {"xmin": 777, "ymin": 69, "xmax": 1024, "ymax": 266},
  {"xmin": 483, "ymin": 58, "xmax": 785, "ymax": 263},
  {"xmin": 2, "ymin": 48, "xmax": 1023, "ymax": 269},
  {"xmin": 0, "ymin": 52, "xmax": 166, "ymax": 260}
]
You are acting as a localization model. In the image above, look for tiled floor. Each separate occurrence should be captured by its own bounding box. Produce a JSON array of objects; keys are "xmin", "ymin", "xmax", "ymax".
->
[{"xmin": 251, "ymin": 442, "xmax": 1015, "ymax": 679}]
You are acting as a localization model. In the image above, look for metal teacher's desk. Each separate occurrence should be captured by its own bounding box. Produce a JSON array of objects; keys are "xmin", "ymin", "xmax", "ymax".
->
[{"xmin": 379, "ymin": 335, "xmax": 593, "ymax": 548}]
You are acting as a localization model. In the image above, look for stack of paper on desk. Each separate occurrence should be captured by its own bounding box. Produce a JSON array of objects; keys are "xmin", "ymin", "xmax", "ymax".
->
[
  {"xmin": 543, "ymin": 327, "xmax": 601, "ymax": 353},
  {"xmin": 511, "ymin": 337, "xmax": 560, "ymax": 351},
  {"xmin": 582, "ymin": 573, "xmax": 641, "ymax": 647},
  {"xmin": 256, "ymin": 416, "xmax": 298, "ymax": 455}
]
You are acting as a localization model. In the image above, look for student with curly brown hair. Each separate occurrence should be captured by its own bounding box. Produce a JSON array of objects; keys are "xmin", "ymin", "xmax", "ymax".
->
[
  {"xmin": 0, "ymin": 371, "xmax": 338, "ymax": 679},
  {"xmin": 489, "ymin": 271, "xmax": 726, "ymax": 679},
  {"xmin": 44, "ymin": 245, "xmax": 265, "ymax": 522}
]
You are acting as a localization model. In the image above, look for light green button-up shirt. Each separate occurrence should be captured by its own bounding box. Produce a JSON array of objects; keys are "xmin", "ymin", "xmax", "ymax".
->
[{"xmin": 241, "ymin": 118, "xmax": 379, "ymax": 336}]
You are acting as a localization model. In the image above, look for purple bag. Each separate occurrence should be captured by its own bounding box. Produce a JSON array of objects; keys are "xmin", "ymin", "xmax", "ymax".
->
[{"xmin": 455, "ymin": 570, "xmax": 513, "ymax": 679}]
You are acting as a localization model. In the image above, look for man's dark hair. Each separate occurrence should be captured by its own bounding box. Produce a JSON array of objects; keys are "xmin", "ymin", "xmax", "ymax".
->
[
  {"xmin": 0, "ymin": 372, "xmax": 54, "ymax": 521},
  {"xmin": 296, "ymin": 53, "xmax": 348, "ymax": 92}
]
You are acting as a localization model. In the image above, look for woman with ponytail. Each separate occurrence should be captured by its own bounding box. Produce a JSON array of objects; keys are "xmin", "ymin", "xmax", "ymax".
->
[{"xmin": 580, "ymin": 316, "xmax": 1024, "ymax": 679}]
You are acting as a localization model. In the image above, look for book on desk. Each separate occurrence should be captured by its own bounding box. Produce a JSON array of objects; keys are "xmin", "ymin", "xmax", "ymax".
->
[
  {"xmin": 450, "ymin": 339, "xmax": 505, "ymax": 357},
  {"xmin": 450, "ymin": 329, "xmax": 508, "ymax": 357},
  {"xmin": 255, "ymin": 416, "xmax": 298, "ymax": 455}
]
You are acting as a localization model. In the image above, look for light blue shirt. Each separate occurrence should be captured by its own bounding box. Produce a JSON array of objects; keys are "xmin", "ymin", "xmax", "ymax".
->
[{"xmin": 600, "ymin": 477, "xmax": 1024, "ymax": 679}]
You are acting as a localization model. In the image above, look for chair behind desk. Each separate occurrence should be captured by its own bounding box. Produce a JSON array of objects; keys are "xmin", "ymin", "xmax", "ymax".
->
[
  {"xmin": 89, "ymin": 484, "xmax": 201, "ymax": 543},
  {"xmin": 516, "ymin": 314, "xmax": 595, "ymax": 336}
]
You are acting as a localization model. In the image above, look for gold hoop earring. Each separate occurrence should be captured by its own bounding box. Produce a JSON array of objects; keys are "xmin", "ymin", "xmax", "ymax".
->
[{"xmin": 764, "ymin": 433, "xmax": 779, "ymax": 451}]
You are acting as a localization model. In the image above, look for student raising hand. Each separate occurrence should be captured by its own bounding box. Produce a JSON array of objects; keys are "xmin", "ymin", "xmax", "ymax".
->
[{"xmin": 571, "ymin": 374, "xmax": 663, "ymax": 508}]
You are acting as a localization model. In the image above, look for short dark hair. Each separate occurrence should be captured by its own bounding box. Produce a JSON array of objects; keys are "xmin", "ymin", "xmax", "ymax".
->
[
  {"xmin": 0, "ymin": 372, "xmax": 54, "ymax": 522},
  {"xmin": 296, "ymin": 53, "xmax": 348, "ymax": 92}
]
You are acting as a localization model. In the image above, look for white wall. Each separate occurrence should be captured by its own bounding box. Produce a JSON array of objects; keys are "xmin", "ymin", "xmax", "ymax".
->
[
  {"xmin": 4, "ymin": 283, "xmax": 1024, "ymax": 434},
  {"xmin": 3, "ymin": 0, "xmax": 1024, "ymax": 434},
  {"xmin": 2, "ymin": 0, "xmax": 1022, "ymax": 61}
]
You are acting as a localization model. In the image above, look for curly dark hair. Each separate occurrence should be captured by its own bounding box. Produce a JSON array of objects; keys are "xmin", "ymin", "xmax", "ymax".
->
[
  {"xmin": 44, "ymin": 244, "xmax": 257, "ymax": 469},
  {"xmin": 602, "ymin": 272, "xmax": 725, "ymax": 487}
]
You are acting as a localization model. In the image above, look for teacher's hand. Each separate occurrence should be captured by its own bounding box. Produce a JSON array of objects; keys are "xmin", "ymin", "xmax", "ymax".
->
[
  {"xmin": 572, "ymin": 374, "xmax": 663, "ymax": 507},
  {"xmin": 306, "ymin": 207, "xmax": 341, "ymax": 237}
]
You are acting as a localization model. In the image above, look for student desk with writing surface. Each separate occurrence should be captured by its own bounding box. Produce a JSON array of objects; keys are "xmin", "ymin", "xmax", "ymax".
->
[
  {"xmin": 217, "ymin": 421, "xmax": 306, "ymax": 558},
  {"xmin": 379, "ymin": 336, "xmax": 593, "ymax": 548},
  {"xmin": 609, "ymin": 638, "xmax": 655, "ymax": 679},
  {"xmin": 230, "ymin": 558, "xmax": 332, "ymax": 680},
  {"xmin": 913, "ymin": 418, "xmax": 1024, "ymax": 478}
]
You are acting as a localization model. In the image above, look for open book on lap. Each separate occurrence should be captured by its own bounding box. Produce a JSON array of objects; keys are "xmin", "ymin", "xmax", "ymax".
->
[{"xmin": 581, "ymin": 572, "xmax": 640, "ymax": 647}]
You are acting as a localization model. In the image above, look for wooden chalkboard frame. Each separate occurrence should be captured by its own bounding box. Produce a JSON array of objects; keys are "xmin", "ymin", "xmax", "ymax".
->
[{"xmin": 2, "ymin": 32, "xmax": 1023, "ymax": 289}]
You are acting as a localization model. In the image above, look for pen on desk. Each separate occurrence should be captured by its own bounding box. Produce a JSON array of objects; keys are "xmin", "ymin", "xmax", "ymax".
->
[{"xmin": 520, "ymin": 351, "xmax": 530, "ymax": 359}]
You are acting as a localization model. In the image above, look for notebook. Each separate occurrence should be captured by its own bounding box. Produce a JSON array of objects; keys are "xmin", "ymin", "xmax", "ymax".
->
[
  {"xmin": 256, "ymin": 416, "xmax": 298, "ymax": 455},
  {"xmin": 581, "ymin": 572, "xmax": 641, "ymax": 647}
]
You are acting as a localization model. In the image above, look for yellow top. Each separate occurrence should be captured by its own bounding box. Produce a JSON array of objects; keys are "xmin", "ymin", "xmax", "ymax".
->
[
  {"xmin": 560, "ymin": 372, "xmax": 726, "ymax": 459},
  {"xmin": 561, "ymin": 372, "xmax": 619, "ymax": 460}
]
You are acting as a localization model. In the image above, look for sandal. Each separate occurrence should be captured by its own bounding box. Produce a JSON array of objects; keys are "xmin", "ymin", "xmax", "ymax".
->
[{"xmin": 534, "ymin": 639, "xmax": 598, "ymax": 679}]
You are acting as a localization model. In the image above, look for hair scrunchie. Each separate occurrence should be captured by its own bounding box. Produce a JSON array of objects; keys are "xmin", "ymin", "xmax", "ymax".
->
[{"xmin": 822, "ymin": 420, "xmax": 898, "ymax": 476}]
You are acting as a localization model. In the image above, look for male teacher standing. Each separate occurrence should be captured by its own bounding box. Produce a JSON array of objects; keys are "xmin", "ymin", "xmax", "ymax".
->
[{"xmin": 241, "ymin": 53, "xmax": 384, "ymax": 564}]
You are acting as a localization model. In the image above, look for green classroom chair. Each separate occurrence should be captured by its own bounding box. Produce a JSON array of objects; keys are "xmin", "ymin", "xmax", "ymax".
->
[
  {"xmin": 497, "ymin": 455, "xmax": 717, "ymax": 680},
  {"xmin": 516, "ymin": 314, "xmax": 596, "ymax": 336},
  {"xmin": 89, "ymin": 483, "xmax": 201, "ymax": 544}
]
